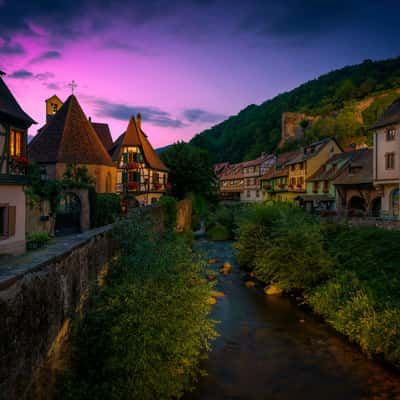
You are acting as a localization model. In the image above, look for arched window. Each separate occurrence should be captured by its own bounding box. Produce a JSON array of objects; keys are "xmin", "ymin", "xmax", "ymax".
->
[
  {"xmin": 391, "ymin": 189, "xmax": 400, "ymax": 217},
  {"xmin": 106, "ymin": 172, "xmax": 112, "ymax": 193}
]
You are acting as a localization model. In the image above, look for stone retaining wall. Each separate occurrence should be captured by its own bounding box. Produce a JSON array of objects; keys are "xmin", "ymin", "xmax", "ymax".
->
[{"xmin": 0, "ymin": 226, "xmax": 116, "ymax": 400}]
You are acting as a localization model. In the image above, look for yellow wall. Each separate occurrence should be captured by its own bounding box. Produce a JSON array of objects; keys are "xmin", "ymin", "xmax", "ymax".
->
[
  {"xmin": 46, "ymin": 96, "xmax": 63, "ymax": 119},
  {"xmin": 54, "ymin": 163, "xmax": 117, "ymax": 193}
]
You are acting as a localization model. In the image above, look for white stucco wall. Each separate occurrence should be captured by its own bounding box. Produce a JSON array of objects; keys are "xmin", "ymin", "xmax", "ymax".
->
[{"xmin": 0, "ymin": 185, "xmax": 26, "ymax": 255}]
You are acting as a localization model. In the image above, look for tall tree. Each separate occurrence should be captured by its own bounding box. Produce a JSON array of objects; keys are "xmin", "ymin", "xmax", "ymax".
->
[{"xmin": 160, "ymin": 142, "xmax": 217, "ymax": 200}]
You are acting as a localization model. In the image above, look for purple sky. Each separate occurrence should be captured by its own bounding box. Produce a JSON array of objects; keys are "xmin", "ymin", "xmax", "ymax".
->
[{"xmin": 1, "ymin": 1, "xmax": 399, "ymax": 147}]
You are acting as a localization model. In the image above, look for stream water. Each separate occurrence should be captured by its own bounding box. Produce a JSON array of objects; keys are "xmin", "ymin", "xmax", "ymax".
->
[{"xmin": 185, "ymin": 239, "xmax": 400, "ymax": 400}]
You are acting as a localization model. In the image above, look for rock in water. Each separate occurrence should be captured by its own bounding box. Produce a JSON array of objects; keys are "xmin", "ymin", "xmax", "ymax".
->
[
  {"xmin": 207, "ymin": 258, "xmax": 219, "ymax": 265},
  {"xmin": 207, "ymin": 297, "xmax": 217, "ymax": 305},
  {"xmin": 223, "ymin": 261, "xmax": 232, "ymax": 272},
  {"xmin": 245, "ymin": 281, "xmax": 256, "ymax": 288},
  {"xmin": 211, "ymin": 290, "xmax": 225, "ymax": 298},
  {"xmin": 264, "ymin": 285, "xmax": 283, "ymax": 296}
]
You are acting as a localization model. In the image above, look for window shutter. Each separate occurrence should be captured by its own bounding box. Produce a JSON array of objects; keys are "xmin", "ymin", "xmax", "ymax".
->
[
  {"xmin": 135, "ymin": 172, "xmax": 141, "ymax": 182},
  {"xmin": 122, "ymin": 171, "xmax": 128, "ymax": 183},
  {"xmin": 122, "ymin": 153, "xmax": 128, "ymax": 163},
  {"xmin": 8, "ymin": 206, "xmax": 16, "ymax": 237}
]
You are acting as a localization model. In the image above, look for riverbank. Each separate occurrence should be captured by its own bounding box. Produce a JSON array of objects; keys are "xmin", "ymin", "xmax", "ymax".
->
[
  {"xmin": 185, "ymin": 239, "xmax": 400, "ymax": 399},
  {"xmin": 233, "ymin": 203, "xmax": 400, "ymax": 368}
]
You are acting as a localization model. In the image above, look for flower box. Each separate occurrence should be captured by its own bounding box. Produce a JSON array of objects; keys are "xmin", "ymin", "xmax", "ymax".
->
[
  {"xmin": 165, "ymin": 183, "xmax": 171, "ymax": 191},
  {"xmin": 126, "ymin": 162, "xmax": 139, "ymax": 170},
  {"xmin": 126, "ymin": 181, "xmax": 139, "ymax": 190}
]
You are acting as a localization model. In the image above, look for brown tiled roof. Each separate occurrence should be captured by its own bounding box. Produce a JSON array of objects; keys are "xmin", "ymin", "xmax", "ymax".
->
[
  {"xmin": 332, "ymin": 149, "xmax": 373, "ymax": 185},
  {"xmin": 241, "ymin": 153, "xmax": 274, "ymax": 167},
  {"xmin": 214, "ymin": 162, "xmax": 229, "ymax": 177},
  {"xmin": 110, "ymin": 116, "xmax": 168, "ymax": 172},
  {"xmin": 260, "ymin": 149, "xmax": 301, "ymax": 181},
  {"xmin": 286, "ymin": 138, "xmax": 341, "ymax": 165},
  {"xmin": 28, "ymin": 95, "xmax": 113, "ymax": 166},
  {"xmin": 370, "ymin": 97, "xmax": 400, "ymax": 129},
  {"xmin": 0, "ymin": 76, "xmax": 36, "ymax": 125},
  {"xmin": 307, "ymin": 152, "xmax": 353, "ymax": 182},
  {"xmin": 91, "ymin": 122, "xmax": 113, "ymax": 150},
  {"xmin": 219, "ymin": 162, "xmax": 244, "ymax": 180}
]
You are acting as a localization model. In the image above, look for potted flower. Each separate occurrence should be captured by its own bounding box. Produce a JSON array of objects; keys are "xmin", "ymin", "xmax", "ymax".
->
[{"xmin": 126, "ymin": 181, "xmax": 139, "ymax": 190}]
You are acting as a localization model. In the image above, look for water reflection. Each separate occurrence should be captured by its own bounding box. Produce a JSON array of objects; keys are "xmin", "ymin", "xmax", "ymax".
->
[{"xmin": 185, "ymin": 240, "xmax": 400, "ymax": 400}]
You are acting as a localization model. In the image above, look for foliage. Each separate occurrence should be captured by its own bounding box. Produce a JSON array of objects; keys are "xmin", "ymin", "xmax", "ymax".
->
[
  {"xmin": 62, "ymin": 164, "xmax": 96, "ymax": 189},
  {"xmin": 190, "ymin": 57, "xmax": 400, "ymax": 162},
  {"xmin": 159, "ymin": 195, "xmax": 178, "ymax": 230},
  {"xmin": 90, "ymin": 192, "xmax": 121, "ymax": 228},
  {"xmin": 206, "ymin": 223, "xmax": 231, "ymax": 241},
  {"xmin": 160, "ymin": 142, "xmax": 217, "ymax": 200},
  {"xmin": 26, "ymin": 232, "xmax": 50, "ymax": 250},
  {"xmin": 235, "ymin": 204, "xmax": 400, "ymax": 365},
  {"xmin": 60, "ymin": 212, "xmax": 217, "ymax": 399},
  {"xmin": 205, "ymin": 205, "xmax": 238, "ymax": 241},
  {"xmin": 25, "ymin": 163, "xmax": 64, "ymax": 211}
]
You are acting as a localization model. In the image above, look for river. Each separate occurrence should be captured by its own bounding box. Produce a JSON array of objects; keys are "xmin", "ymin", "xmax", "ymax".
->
[{"xmin": 185, "ymin": 239, "xmax": 400, "ymax": 400}]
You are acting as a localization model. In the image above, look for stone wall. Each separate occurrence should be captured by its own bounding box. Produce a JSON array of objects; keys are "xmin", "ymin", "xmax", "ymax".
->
[
  {"xmin": 0, "ymin": 200, "xmax": 191, "ymax": 400},
  {"xmin": 0, "ymin": 226, "xmax": 116, "ymax": 400},
  {"xmin": 26, "ymin": 199, "xmax": 53, "ymax": 236},
  {"xmin": 176, "ymin": 198, "xmax": 192, "ymax": 232},
  {"xmin": 279, "ymin": 112, "xmax": 317, "ymax": 148}
]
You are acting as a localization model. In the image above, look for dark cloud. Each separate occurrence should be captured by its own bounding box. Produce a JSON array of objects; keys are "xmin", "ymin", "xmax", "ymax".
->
[
  {"xmin": 30, "ymin": 50, "xmax": 62, "ymax": 64},
  {"xmin": 0, "ymin": 0, "xmax": 218, "ymax": 46},
  {"xmin": 9, "ymin": 69, "xmax": 33, "ymax": 79},
  {"xmin": 9, "ymin": 69, "xmax": 54, "ymax": 80},
  {"xmin": 0, "ymin": 39, "xmax": 25, "ymax": 54},
  {"xmin": 183, "ymin": 108, "xmax": 226, "ymax": 124},
  {"xmin": 238, "ymin": 0, "xmax": 398, "ymax": 43},
  {"xmin": 44, "ymin": 82, "xmax": 61, "ymax": 90},
  {"xmin": 92, "ymin": 98, "xmax": 185, "ymax": 128}
]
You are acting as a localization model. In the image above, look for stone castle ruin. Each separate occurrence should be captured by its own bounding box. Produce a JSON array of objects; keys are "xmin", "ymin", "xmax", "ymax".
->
[{"xmin": 278, "ymin": 112, "xmax": 317, "ymax": 148}]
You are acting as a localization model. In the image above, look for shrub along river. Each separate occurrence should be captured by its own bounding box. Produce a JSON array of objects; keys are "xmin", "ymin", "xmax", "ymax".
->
[{"xmin": 185, "ymin": 239, "xmax": 400, "ymax": 400}]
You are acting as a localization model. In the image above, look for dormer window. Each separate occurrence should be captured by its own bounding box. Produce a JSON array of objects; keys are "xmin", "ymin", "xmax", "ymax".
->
[{"xmin": 386, "ymin": 128, "xmax": 396, "ymax": 141}]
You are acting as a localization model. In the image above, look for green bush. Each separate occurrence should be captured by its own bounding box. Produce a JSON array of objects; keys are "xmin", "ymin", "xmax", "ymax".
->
[
  {"xmin": 26, "ymin": 232, "xmax": 50, "ymax": 250},
  {"xmin": 234, "ymin": 203, "xmax": 400, "ymax": 365},
  {"xmin": 206, "ymin": 223, "xmax": 232, "ymax": 241},
  {"xmin": 159, "ymin": 195, "xmax": 178, "ymax": 230},
  {"xmin": 60, "ymin": 211, "xmax": 217, "ymax": 400},
  {"xmin": 90, "ymin": 192, "xmax": 121, "ymax": 228}
]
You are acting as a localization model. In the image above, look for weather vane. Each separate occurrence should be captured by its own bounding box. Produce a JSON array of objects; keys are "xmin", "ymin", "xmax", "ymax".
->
[{"xmin": 68, "ymin": 80, "xmax": 77, "ymax": 94}]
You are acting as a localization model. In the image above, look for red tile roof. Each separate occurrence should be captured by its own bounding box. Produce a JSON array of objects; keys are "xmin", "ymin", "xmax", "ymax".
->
[
  {"xmin": 91, "ymin": 122, "xmax": 113, "ymax": 150},
  {"xmin": 28, "ymin": 95, "xmax": 113, "ymax": 166}
]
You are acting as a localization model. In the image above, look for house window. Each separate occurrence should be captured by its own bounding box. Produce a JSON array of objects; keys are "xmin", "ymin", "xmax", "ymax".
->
[
  {"xmin": 385, "ymin": 153, "xmax": 395, "ymax": 170},
  {"xmin": 291, "ymin": 165, "xmax": 295, "ymax": 171},
  {"xmin": 51, "ymin": 103, "xmax": 58, "ymax": 114},
  {"xmin": 290, "ymin": 177, "xmax": 296, "ymax": 185},
  {"xmin": 256, "ymin": 190, "xmax": 260, "ymax": 197},
  {"xmin": 386, "ymin": 128, "xmax": 396, "ymax": 141},
  {"xmin": 247, "ymin": 190, "xmax": 250, "ymax": 198},
  {"xmin": 313, "ymin": 182, "xmax": 319, "ymax": 192},
  {"xmin": 323, "ymin": 181, "xmax": 329, "ymax": 192},
  {"xmin": 298, "ymin": 176, "xmax": 304, "ymax": 185},
  {"xmin": 9, "ymin": 129, "xmax": 24, "ymax": 157},
  {"xmin": 299, "ymin": 162, "xmax": 304, "ymax": 170}
]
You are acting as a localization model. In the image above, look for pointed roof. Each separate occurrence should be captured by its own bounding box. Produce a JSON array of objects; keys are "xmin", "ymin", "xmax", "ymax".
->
[
  {"xmin": 0, "ymin": 76, "xmax": 36, "ymax": 126},
  {"xmin": 110, "ymin": 116, "xmax": 168, "ymax": 172},
  {"xmin": 91, "ymin": 122, "xmax": 113, "ymax": 150},
  {"xmin": 28, "ymin": 95, "xmax": 113, "ymax": 166},
  {"xmin": 370, "ymin": 97, "xmax": 400, "ymax": 129}
]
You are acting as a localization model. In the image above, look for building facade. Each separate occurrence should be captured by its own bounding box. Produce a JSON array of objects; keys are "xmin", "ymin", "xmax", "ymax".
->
[
  {"xmin": 371, "ymin": 98, "xmax": 400, "ymax": 219},
  {"xmin": 109, "ymin": 115, "xmax": 169, "ymax": 206},
  {"xmin": 241, "ymin": 154, "xmax": 275, "ymax": 202},
  {"xmin": 0, "ymin": 73, "xmax": 36, "ymax": 255},
  {"xmin": 28, "ymin": 95, "xmax": 116, "ymax": 193},
  {"xmin": 333, "ymin": 149, "xmax": 381, "ymax": 216},
  {"xmin": 218, "ymin": 162, "xmax": 244, "ymax": 202}
]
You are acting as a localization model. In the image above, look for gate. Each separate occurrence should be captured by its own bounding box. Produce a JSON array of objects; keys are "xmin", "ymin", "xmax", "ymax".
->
[{"xmin": 55, "ymin": 192, "xmax": 81, "ymax": 236}]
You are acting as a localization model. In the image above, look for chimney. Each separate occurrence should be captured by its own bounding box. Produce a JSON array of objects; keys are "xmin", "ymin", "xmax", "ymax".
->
[
  {"xmin": 136, "ymin": 113, "xmax": 142, "ymax": 130},
  {"xmin": 88, "ymin": 116, "xmax": 92, "ymax": 122}
]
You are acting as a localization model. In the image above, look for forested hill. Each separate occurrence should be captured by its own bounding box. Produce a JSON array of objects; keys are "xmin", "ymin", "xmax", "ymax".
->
[{"xmin": 190, "ymin": 57, "xmax": 400, "ymax": 163}]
